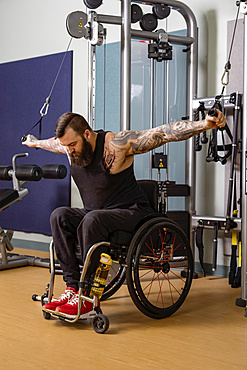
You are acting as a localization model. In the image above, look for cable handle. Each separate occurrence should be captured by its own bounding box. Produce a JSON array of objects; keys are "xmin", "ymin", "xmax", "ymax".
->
[
  {"xmin": 207, "ymin": 108, "xmax": 225, "ymax": 132},
  {"xmin": 207, "ymin": 108, "xmax": 217, "ymax": 117}
]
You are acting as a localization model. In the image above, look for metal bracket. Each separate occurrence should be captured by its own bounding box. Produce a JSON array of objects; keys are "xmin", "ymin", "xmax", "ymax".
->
[
  {"xmin": 192, "ymin": 94, "xmax": 238, "ymax": 112},
  {"xmin": 191, "ymin": 215, "xmax": 242, "ymax": 232},
  {"xmin": 240, "ymin": 1, "xmax": 247, "ymax": 15}
]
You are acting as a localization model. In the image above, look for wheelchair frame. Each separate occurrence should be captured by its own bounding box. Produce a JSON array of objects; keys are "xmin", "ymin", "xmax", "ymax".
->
[{"xmin": 39, "ymin": 211, "xmax": 194, "ymax": 334}]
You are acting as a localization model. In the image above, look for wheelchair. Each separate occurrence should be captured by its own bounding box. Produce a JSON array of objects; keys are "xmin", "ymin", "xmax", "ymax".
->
[{"xmin": 38, "ymin": 180, "xmax": 194, "ymax": 334}]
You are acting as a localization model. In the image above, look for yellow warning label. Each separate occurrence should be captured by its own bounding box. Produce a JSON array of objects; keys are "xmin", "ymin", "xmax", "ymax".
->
[{"xmin": 78, "ymin": 22, "xmax": 83, "ymax": 28}]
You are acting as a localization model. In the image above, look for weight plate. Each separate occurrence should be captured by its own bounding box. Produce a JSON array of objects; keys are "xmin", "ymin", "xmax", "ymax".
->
[
  {"xmin": 131, "ymin": 4, "xmax": 143, "ymax": 23},
  {"xmin": 66, "ymin": 11, "xmax": 88, "ymax": 39},
  {"xmin": 140, "ymin": 13, "xmax": 158, "ymax": 32},
  {"xmin": 83, "ymin": 0, "xmax": 102, "ymax": 9},
  {"xmin": 153, "ymin": 4, "xmax": 171, "ymax": 20}
]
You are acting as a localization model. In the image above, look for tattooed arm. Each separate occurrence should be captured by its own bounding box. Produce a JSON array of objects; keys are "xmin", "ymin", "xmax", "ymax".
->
[
  {"xmin": 22, "ymin": 134, "xmax": 67, "ymax": 154},
  {"xmin": 110, "ymin": 110, "xmax": 226, "ymax": 155}
]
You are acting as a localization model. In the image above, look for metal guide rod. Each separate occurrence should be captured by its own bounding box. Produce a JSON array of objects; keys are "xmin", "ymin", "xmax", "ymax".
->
[
  {"xmin": 165, "ymin": 60, "xmax": 169, "ymax": 184},
  {"xmin": 149, "ymin": 57, "xmax": 155, "ymax": 180},
  {"xmin": 120, "ymin": 0, "xmax": 131, "ymax": 131},
  {"xmin": 88, "ymin": 44, "xmax": 96, "ymax": 129},
  {"xmin": 241, "ymin": 9, "xmax": 247, "ymax": 304}
]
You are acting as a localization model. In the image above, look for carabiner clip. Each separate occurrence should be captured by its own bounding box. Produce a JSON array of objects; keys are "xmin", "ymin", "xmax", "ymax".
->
[
  {"xmin": 221, "ymin": 69, "xmax": 229, "ymax": 87},
  {"xmin": 40, "ymin": 96, "xmax": 51, "ymax": 117}
]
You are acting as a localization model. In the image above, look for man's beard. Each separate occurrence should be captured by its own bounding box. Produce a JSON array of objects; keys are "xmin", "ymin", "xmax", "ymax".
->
[{"xmin": 70, "ymin": 137, "xmax": 94, "ymax": 167}]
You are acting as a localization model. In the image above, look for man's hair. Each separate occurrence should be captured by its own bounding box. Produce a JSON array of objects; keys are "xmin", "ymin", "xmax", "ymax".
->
[{"xmin": 54, "ymin": 113, "xmax": 92, "ymax": 139}]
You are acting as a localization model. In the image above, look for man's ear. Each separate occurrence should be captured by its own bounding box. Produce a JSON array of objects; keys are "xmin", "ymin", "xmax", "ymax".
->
[{"xmin": 83, "ymin": 129, "xmax": 91, "ymax": 141}]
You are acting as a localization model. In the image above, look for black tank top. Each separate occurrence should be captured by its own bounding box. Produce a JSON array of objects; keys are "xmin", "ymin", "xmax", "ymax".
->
[{"xmin": 70, "ymin": 130, "xmax": 149, "ymax": 210}]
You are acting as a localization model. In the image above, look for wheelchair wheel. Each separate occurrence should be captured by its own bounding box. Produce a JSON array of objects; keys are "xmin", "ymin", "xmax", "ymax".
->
[
  {"xmin": 101, "ymin": 262, "xmax": 126, "ymax": 301},
  {"xmin": 126, "ymin": 217, "xmax": 193, "ymax": 319},
  {"xmin": 92, "ymin": 314, "xmax": 109, "ymax": 334}
]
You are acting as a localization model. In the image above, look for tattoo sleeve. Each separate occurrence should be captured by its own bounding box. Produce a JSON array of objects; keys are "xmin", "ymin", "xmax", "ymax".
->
[
  {"xmin": 111, "ymin": 120, "xmax": 206, "ymax": 154},
  {"xmin": 37, "ymin": 137, "xmax": 67, "ymax": 154}
]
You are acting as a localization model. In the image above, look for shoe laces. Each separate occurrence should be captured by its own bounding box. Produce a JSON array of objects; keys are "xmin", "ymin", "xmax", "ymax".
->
[
  {"xmin": 58, "ymin": 289, "xmax": 75, "ymax": 302},
  {"xmin": 67, "ymin": 293, "xmax": 79, "ymax": 306}
]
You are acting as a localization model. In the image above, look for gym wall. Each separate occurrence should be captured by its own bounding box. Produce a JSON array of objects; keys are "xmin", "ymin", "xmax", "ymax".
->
[{"xmin": 0, "ymin": 52, "xmax": 72, "ymax": 235}]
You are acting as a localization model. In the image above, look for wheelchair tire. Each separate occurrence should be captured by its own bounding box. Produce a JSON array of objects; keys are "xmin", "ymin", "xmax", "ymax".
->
[
  {"xmin": 92, "ymin": 314, "xmax": 109, "ymax": 334},
  {"xmin": 101, "ymin": 263, "xmax": 126, "ymax": 301},
  {"xmin": 126, "ymin": 217, "xmax": 193, "ymax": 319}
]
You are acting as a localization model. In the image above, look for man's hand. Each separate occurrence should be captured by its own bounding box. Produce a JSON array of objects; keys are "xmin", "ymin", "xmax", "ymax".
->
[
  {"xmin": 22, "ymin": 134, "xmax": 38, "ymax": 148},
  {"xmin": 204, "ymin": 109, "xmax": 226, "ymax": 130}
]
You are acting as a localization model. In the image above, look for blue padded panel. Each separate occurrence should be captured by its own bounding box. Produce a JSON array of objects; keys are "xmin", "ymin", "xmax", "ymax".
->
[{"xmin": 0, "ymin": 52, "xmax": 72, "ymax": 235}]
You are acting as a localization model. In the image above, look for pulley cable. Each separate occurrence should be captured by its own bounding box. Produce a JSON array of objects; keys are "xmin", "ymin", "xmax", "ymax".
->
[
  {"xmin": 205, "ymin": 1, "xmax": 240, "ymax": 162},
  {"xmin": 220, "ymin": 1, "xmax": 240, "ymax": 95},
  {"xmin": 21, "ymin": 37, "xmax": 73, "ymax": 142}
]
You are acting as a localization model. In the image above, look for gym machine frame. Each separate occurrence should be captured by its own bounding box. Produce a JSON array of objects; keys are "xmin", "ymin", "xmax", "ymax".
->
[
  {"xmin": 239, "ymin": 2, "xmax": 247, "ymax": 314},
  {"xmin": 191, "ymin": 1, "xmax": 247, "ymax": 314},
  {"xmin": 92, "ymin": 0, "xmax": 247, "ymax": 312},
  {"xmin": 87, "ymin": 0, "xmax": 197, "ymax": 133}
]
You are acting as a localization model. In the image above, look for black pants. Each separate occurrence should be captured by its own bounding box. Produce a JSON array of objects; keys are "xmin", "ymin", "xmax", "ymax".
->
[{"xmin": 50, "ymin": 204, "xmax": 153, "ymax": 290}]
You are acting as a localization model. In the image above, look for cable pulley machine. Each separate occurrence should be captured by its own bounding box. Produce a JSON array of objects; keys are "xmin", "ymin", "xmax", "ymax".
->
[{"xmin": 192, "ymin": 1, "xmax": 244, "ymax": 287}]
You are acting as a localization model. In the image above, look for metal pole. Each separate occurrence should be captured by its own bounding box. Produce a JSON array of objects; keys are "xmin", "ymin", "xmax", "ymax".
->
[
  {"xmin": 241, "ymin": 6, "xmax": 247, "ymax": 307},
  {"xmin": 88, "ymin": 44, "xmax": 96, "ymax": 129},
  {"xmin": 149, "ymin": 57, "xmax": 155, "ymax": 180},
  {"xmin": 185, "ymin": 10, "xmax": 198, "ymax": 250},
  {"xmin": 120, "ymin": 0, "xmax": 131, "ymax": 131},
  {"xmin": 165, "ymin": 60, "xmax": 169, "ymax": 183}
]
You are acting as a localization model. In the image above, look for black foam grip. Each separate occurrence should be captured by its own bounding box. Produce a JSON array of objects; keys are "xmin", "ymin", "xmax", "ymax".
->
[
  {"xmin": 0, "ymin": 166, "xmax": 13, "ymax": 181},
  {"xmin": 42, "ymin": 164, "xmax": 67, "ymax": 179},
  {"xmin": 208, "ymin": 108, "xmax": 218, "ymax": 117},
  {"xmin": 15, "ymin": 165, "xmax": 43, "ymax": 181}
]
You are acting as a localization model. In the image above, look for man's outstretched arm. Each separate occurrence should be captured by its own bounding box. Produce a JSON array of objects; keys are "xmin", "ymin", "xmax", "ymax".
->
[
  {"xmin": 110, "ymin": 110, "xmax": 226, "ymax": 155},
  {"xmin": 22, "ymin": 135, "xmax": 67, "ymax": 154}
]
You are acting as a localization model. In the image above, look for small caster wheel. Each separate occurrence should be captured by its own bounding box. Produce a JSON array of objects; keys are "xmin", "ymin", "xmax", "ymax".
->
[
  {"xmin": 43, "ymin": 311, "xmax": 51, "ymax": 320},
  {"xmin": 32, "ymin": 294, "xmax": 38, "ymax": 301},
  {"xmin": 92, "ymin": 314, "xmax": 109, "ymax": 334},
  {"xmin": 41, "ymin": 294, "xmax": 48, "ymax": 306}
]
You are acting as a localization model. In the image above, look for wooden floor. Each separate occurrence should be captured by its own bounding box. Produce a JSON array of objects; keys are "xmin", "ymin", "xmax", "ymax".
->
[{"xmin": 1, "ymin": 249, "xmax": 247, "ymax": 370}]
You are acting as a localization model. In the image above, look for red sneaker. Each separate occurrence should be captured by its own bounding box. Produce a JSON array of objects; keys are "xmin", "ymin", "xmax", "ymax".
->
[
  {"xmin": 56, "ymin": 292, "xmax": 99, "ymax": 319},
  {"xmin": 43, "ymin": 287, "xmax": 77, "ymax": 313}
]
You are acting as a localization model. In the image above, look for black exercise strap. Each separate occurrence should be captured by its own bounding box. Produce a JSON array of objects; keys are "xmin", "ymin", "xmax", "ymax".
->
[
  {"xmin": 21, "ymin": 116, "xmax": 44, "ymax": 143},
  {"xmin": 195, "ymin": 222, "xmax": 206, "ymax": 277},
  {"xmin": 206, "ymin": 97, "xmax": 232, "ymax": 165},
  {"xmin": 212, "ymin": 221, "xmax": 219, "ymax": 271},
  {"xmin": 194, "ymin": 101, "xmax": 207, "ymax": 152}
]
